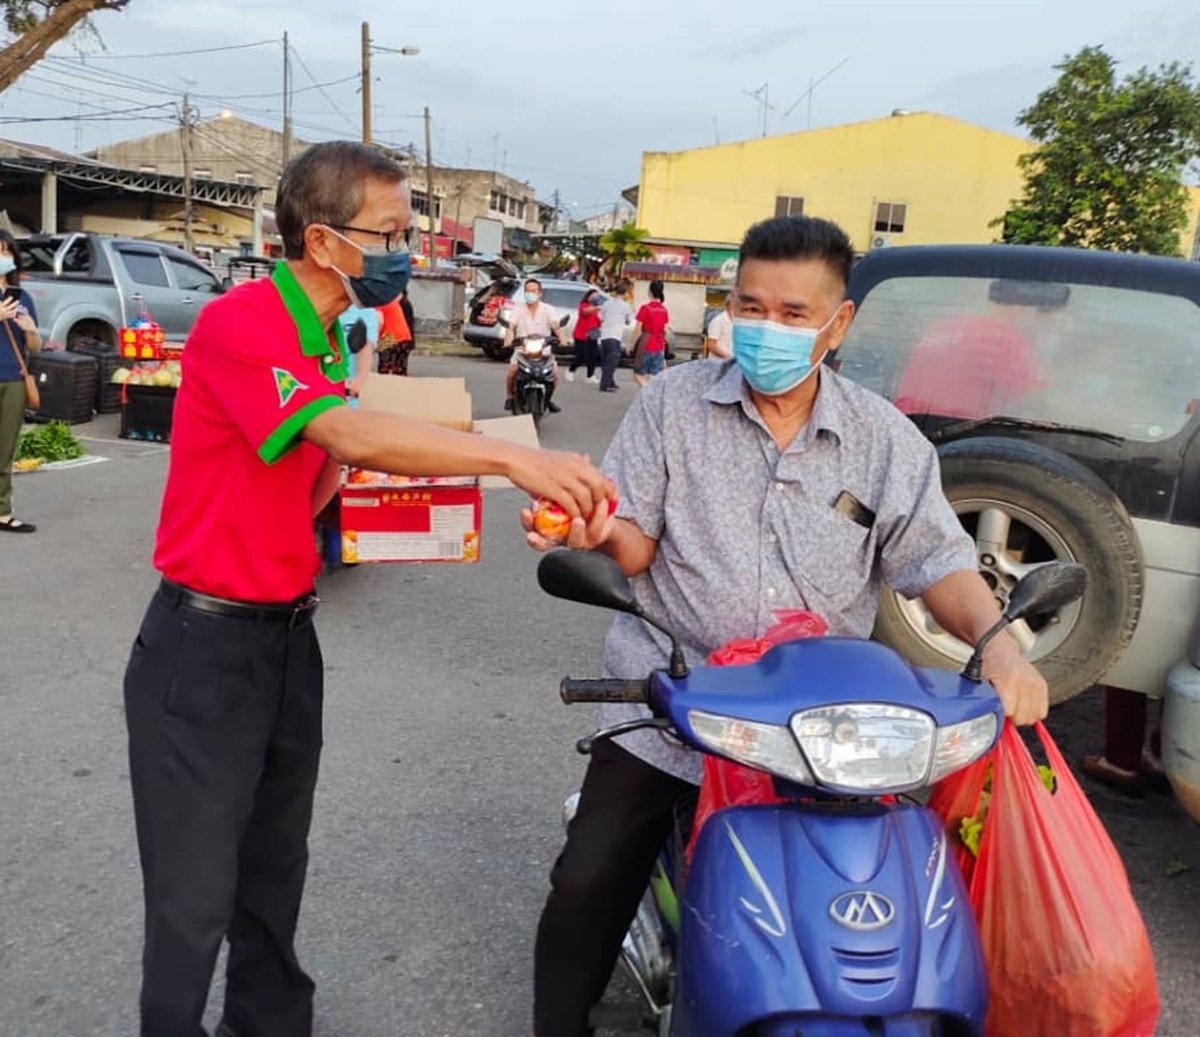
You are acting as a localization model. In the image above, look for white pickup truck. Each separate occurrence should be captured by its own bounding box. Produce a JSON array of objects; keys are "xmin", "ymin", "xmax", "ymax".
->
[{"xmin": 18, "ymin": 232, "xmax": 228, "ymax": 348}]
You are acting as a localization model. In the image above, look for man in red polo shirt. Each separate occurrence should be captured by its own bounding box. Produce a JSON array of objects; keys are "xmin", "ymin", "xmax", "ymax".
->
[{"xmin": 124, "ymin": 141, "xmax": 612, "ymax": 1037}]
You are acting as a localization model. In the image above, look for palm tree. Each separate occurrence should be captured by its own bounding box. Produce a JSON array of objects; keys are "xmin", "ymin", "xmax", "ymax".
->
[{"xmin": 598, "ymin": 223, "xmax": 653, "ymax": 284}]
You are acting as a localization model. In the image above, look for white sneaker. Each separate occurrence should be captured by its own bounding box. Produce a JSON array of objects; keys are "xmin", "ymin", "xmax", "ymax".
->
[
  {"xmin": 564, "ymin": 370, "xmax": 575, "ymax": 382},
  {"xmin": 588, "ymin": 373, "xmax": 600, "ymax": 384}
]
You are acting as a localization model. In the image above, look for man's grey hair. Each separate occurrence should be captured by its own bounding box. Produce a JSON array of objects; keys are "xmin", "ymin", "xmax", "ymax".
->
[{"xmin": 275, "ymin": 142, "xmax": 406, "ymax": 260}]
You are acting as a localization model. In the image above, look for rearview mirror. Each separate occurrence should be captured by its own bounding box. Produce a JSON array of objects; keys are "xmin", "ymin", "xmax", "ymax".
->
[
  {"xmin": 559, "ymin": 313, "xmax": 571, "ymax": 327},
  {"xmin": 538, "ymin": 548, "xmax": 641, "ymax": 615},
  {"xmin": 963, "ymin": 561, "xmax": 1088, "ymax": 681},
  {"xmin": 1005, "ymin": 562, "xmax": 1088, "ymax": 622}
]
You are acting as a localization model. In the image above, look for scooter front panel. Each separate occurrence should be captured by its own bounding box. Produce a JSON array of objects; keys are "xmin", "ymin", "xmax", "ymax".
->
[{"xmin": 672, "ymin": 802, "xmax": 986, "ymax": 1036}]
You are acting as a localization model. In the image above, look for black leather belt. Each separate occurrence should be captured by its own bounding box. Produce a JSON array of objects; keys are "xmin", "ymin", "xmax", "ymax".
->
[{"xmin": 159, "ymin": 578, "xmax": 319, "ymax": 628}]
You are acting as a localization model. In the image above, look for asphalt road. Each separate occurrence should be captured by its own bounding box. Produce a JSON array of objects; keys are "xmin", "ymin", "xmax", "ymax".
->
[{"xmin": 1, "ymin": 354, "xmax": 1197, "ymax": 1037}]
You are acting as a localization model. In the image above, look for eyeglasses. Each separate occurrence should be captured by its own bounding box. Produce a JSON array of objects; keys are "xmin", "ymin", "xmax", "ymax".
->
[{"xmin": 328, "ymin": 224, "xmax": 412, "ymax": 253}]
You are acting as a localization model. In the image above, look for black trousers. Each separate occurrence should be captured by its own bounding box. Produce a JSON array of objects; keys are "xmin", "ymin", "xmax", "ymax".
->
[
  {"xmin": 533, "ymin": 741, "xmax": 691, "ymax": 1037},
  {"xmin": 598, "ymin": 338, "xmax": 623, "ymax": 390},
  {"xmin": 124, "ymin": 583, "xmax": 324, "ymax": 1037},
  {"xmin": 569, "ymin": 337, "xmax": 599, "ymax": 375}
]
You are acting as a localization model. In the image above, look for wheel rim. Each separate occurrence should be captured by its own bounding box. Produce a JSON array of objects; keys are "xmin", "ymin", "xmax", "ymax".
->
[{"xmin": 891, "ymin": 497, "xmax": 1084, "ymax": 663}]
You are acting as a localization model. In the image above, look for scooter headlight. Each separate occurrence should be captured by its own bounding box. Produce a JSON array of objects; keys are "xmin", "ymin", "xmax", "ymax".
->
[
  {"xmin": 688, "ymin": 710, "xmax": 814, "ymax": 785},
  {"xmin": 928, "ymin": 713, "xmax": 998, "ymax": 784},
  {"xmin": 790, "ymin": 704, "xmax": 935, "ymax": 792}
]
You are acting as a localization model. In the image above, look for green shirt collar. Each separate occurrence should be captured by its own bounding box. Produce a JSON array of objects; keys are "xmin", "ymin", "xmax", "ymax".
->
[{"xmin": 271, "ymin": 261, "xmax": 349, "ymax": 379}]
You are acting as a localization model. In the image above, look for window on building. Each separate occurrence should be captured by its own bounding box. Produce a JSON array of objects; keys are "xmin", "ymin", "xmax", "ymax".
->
[
  {"xmin": 774, "ymin": 195, "xmax": 804, "ymax": 217},
  {"xmin": 117, "ymin": 249, "xmax": 169, "ymax": 288},
  {"xmin": 234, "ymin": 171, "xmax": 254, "ymax": 185},
  {"xmin": 193, "ymin": 169, "xmax": 214, "ymax": 181},
  {"xmin": 489, "ymin": 189, "xmax": 502, "ymax": 211},
  {"xmin": 874, "ymin": 201, "xmax": 907, "ymax": 234},
  {"xmin": 411, "ymin": 192, "xmax": 442, "ymax": 218}
]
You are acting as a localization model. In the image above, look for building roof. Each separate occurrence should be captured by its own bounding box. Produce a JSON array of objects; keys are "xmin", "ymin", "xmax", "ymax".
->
[
  {"xmin": 0, "ymin": 135, "xmax": 260, "ymax": 209},
  {"xmin": 642, "ymin": 110, "xmax": 1030, "ymax": 158}
]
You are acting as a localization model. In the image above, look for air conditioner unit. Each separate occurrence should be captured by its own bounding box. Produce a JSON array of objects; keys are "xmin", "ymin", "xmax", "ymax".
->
[{"xmin": 871, "ymin": 234, "xmax": 892, "ymax": 249}]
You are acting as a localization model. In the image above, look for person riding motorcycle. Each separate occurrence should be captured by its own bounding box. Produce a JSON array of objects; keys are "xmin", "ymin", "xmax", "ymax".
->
[
  {"xmin": 520, "ymin": 214, "xmax": 1049, "ymax": 1037},
  {"xmin": 505, "ymin": 277, "xmax": 569, "ymax": 413}
]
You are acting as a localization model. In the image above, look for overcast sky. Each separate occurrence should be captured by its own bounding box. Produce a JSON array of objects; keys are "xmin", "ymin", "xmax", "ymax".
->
[{"xmin": 3, "ymin": 0, "xmax": 1198, "ymax": 219}]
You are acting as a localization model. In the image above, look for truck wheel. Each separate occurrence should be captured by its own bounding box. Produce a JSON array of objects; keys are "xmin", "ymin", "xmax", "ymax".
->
[
  {"xmin": 873, "ymin": 437, "xmax": 1143, "ymax": 706},
  {"xmin": 67, "ymin": 321, "xmax": 116, "ymax": 351},
  {"xmin": 481, "ymin": 342, "xmax": 506, "ymax": 361}
]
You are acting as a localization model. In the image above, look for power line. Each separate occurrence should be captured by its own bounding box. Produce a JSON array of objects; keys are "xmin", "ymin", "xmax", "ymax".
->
[
  {"xmin": 60, "ymin": 39, "xmax": 278, "ymax": 60},
  {"xmin": 288, "ymin": 44, "xmax": 357, "ymax": 135},
  {"xmin": 0, "ymin": 103, "xmax": 176, "ymax": 124}
]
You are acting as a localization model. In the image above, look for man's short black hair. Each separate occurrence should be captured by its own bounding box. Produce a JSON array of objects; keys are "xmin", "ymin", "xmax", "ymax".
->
[
  {"xmin": 524, "ymin": 277, "xmax": 543, "ymax": 291},
  {"xmin": 738, "ymin": 215, "xmax": 854, "ymax": 289},
  {"xmin": 276, "ymin": 141, "xmax": 406, "ymax": 260}
]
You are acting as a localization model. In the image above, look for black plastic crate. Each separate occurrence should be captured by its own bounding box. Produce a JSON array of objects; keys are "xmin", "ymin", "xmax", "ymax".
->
[
  {"xmin": 29, "ymin": 350, "xmax": 97, "ymax": 424},
  {"xmin": 68, "ymin": 339, "xmax": 132, "ymax": 414},
  {"xmin": 120, "ymin": 384, "xmax": 176, "ymax": 443}
]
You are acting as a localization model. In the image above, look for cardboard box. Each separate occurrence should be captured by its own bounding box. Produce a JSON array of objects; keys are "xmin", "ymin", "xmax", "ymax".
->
[{"xmin": 338, "ymin": 375, "xmax": 538, "ymax": 563}]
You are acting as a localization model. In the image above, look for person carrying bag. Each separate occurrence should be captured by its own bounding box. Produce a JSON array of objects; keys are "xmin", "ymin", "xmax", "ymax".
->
[{"xmin": 0, "ymin": 228, "xmax": 42, "ymax": 533}]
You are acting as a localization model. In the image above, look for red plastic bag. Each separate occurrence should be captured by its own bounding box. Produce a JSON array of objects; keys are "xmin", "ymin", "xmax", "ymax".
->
[
  {"xmin": 685, "ymin": 610, "xmax": 828, "ymax": 862},
  {"xmin": 931, "ymin": 722, "xmax": 1159, "ymax": 1037}
]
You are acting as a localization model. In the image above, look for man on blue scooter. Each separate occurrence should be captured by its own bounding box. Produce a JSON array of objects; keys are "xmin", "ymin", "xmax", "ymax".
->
[{"xmin": 520, "ymin": 214, "xmax": 1049, "ymax": 1037}]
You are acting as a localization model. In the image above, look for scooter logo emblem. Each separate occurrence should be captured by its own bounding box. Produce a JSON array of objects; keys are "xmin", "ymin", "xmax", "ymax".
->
[{"xmin": 829, "ymin": 891, "xmax": 896, "ymax": 931}]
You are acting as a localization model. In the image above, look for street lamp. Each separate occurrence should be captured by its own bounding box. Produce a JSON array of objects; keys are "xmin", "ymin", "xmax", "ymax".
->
[{"xmin": 361, "ymin": 22, "xmax": 420, "ymax": 145}]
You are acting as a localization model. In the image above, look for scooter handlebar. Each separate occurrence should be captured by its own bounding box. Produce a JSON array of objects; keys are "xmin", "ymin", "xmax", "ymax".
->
[{"xmin": 560, "ymin": 678, "xmax": 649, "ymax": 705}]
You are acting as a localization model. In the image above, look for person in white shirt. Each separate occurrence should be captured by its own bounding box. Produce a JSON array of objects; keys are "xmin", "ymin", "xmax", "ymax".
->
[
  {"xmin": 597, "ymin": 279, "xmax": 634, "ymax": 393},
  {"xmin": 704, "ymin": 306, "xmax": 733, "ymax": 359},
  {"xmin": 504, "ymin": 277, "xmax": 569, "ymax": 412}
]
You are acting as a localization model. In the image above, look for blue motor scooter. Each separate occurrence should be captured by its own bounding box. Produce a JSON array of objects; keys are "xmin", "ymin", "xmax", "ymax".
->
[{"xmin": 538, "ymin": 550, "xmax": 1087, "ymax": 1036}]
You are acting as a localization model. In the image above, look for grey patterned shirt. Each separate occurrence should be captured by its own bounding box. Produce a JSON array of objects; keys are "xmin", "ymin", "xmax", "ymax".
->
[{"xmin": 597, "ymin": 359, "xmax": 977, "ymax": 783}]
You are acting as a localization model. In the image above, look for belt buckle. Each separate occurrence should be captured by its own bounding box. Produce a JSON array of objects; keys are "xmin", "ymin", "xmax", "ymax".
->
[{"xmin": 288, "ymin": 594, "xmax": 320, "ymax": 630}]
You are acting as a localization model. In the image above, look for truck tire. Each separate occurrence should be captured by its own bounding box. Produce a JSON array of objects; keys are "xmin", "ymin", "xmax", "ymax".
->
[
  {"xmin": 873, "ymin": 436, "xmax": 1144, "ymax": 706},
  {"xmin": 66, "ymin": 320, "xmax": 116, "ymax": 351}
]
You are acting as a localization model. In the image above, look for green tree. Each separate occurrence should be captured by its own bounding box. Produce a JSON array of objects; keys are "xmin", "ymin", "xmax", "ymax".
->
[
  {"xmin": 0, "ymin": 1, "xmax": 130, "ymax": 95},
  {"xmin": 998, "ymin": 46, "xmax": 1200, "ymax": 255},
  {"xmin": 598, "ymin": 223, "xmax": 653, "ymax": 282}
]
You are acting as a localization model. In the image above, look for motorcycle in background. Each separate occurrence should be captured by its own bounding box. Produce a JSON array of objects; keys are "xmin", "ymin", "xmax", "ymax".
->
[
  {"xmin": 538, "ymin": 548, "xmax": 1087, "ymax": 1036},
  {"xmin": 513, "ymin": 334, "xmax": 556, "ymax": 427}
]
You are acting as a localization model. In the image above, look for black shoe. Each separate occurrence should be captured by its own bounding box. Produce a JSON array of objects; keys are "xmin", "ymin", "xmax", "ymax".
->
[
  {"xmin": 600, "ymin": 386, "xmax": 619, "ymax": 393},
  {"xmin": 547, "ymin": 401, "xmax": 561, "ymax": 413},
  {"xmin": 503, "ymin": 399, "xmax": 514, "ymax": 412}
]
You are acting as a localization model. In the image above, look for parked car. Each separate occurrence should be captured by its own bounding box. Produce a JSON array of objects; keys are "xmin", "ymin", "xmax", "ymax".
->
[
  {"xmin": 833, "ymin": 244, "xmax": 1200, "ymax": 712},
  {"xmin": 460, "ymin": 254, "xmax": 605, "ymax": 359},
  {"xmin": 18, "ymin": 232, "xmax": 227, "ymax": 348}
]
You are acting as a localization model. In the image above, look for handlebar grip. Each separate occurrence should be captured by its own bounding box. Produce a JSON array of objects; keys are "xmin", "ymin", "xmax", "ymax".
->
[{"xmin": 560, "ymin": 678, "xmax": 649, "ymax": 705}]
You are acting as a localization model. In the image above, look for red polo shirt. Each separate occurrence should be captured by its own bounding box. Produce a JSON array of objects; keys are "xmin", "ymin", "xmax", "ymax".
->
[{"xmin": 153, "ymin": 263, "xmax": 348, "ymax": 602}]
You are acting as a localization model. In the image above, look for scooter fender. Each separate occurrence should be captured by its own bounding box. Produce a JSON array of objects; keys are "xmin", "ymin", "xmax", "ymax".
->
[{"xmin": 673, "ymin": 802, "xmax": 986, "ymax": 1036}]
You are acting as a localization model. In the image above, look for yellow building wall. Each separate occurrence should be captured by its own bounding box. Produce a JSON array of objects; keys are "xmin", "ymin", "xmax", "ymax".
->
[
  {"xmin": 638, "ymin": 113, "xmax": 1031, "ymax": 252},
  {"xmin": 1185, "ymin": 186, "xmax": 1200, "ymax": 260}
]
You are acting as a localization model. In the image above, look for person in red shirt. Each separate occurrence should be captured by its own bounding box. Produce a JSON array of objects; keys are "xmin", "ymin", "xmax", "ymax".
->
[
  {"xmin": 566, "ymin": 287, "xmax": 603, "ymax": 383},
  {"xmin": 123, "ymin": 141, "xmax": 612, "ymax": 1037},
  {"xmin": 632, "ymin": 279, "xmax": 671, "ymax": 387}
]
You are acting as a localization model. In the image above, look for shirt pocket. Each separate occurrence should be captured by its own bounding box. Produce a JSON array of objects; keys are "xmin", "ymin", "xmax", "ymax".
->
[{"xmin": 782, "ymin": 505, "xmax": 876, "ymax": 614}]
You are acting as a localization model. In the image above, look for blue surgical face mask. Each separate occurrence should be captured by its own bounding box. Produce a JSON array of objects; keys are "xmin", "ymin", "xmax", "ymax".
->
[
  {"xmin": 524, "ymin": 291, "xmax": 540, "ymax": 305},
  {"xmin": 327, "ymin": 227, "xmax": 412, "ymax": 308},
  {"xmin": 0, "ymin": 256, "xmax": 15, "ymax": 276},
  {"xmin": 731, "ymin": 309, "xmax": 841, "ymax": 396}
]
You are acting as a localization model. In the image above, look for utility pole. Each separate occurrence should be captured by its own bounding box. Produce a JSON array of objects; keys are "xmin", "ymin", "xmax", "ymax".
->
[
  {"xmin": 360, "ymin": 21, "xmax": 371, "ymax": 145},
  {"xmin": 423, "ymin": 106, "xmax": 435, "ymax": 264},
  {"xmin": 282, "ymin": 31, "xmax": 292, "ymax": 165},
  {"xmin": 180, "ymin": 93, "xmax": 194, "ymax": 254},
  {"xmin": 452, "ymin": 182, "xmax": 465, "ymax": 255}
]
